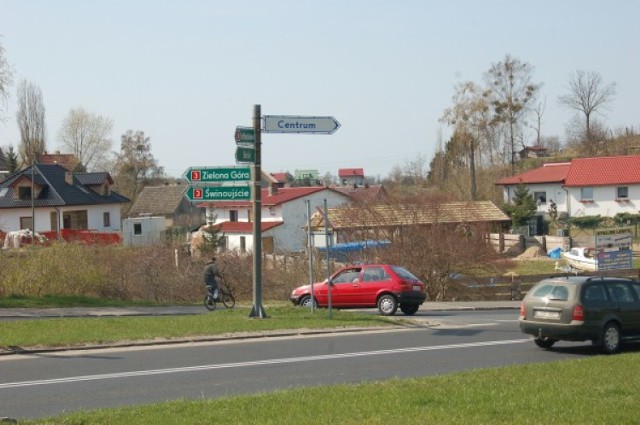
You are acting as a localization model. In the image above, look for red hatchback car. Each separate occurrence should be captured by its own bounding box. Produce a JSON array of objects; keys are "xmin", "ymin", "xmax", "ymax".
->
[{"xmin": 290, "ymin": 264, "xmax": 427, "ymax": 316}]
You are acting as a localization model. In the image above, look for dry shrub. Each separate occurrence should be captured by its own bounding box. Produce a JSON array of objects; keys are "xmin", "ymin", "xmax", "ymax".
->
[
  {"xmin": 0, "ymin": 243, "xmax": 318, "ymax": 303},
  {"xmin": 0, "ymin": 243, "xmax": 109, "ymax": 297},
  {"xmin": 0, "ymin": 243, "xmax": 201, "ymax": 302},
  {"xmin": 217, "ymin": 252, "xmax": 314, "ymax": 301}
]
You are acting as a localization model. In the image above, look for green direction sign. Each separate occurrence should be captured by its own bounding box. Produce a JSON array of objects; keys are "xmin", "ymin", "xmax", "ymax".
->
[
  {"xmin": 235, "ymin": 146, "xmax": 255, "ymax": 163},
  {"xmin": 184, "ymin": 186, "xmax": 251, "ymax": 202},
  {"xmin": 183, "ymin": 166, "xmax": 250, "ymax": 183},
  {"xmin": 235, "ymin": 126, "xmax": 255, "ymax": 144}
]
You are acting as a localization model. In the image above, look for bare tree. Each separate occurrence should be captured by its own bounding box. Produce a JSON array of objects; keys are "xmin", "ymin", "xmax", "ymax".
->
[
  {"xmin": 558, "ymin": 70, "xmax": 616, "ymax": 145},
  {"xmin": 0, "ymin": 39, "xmax": 14, "ymax": 121},
  {"xmin": 113, "ymin": 130, "xmax": 164, "ymax": 210},
  {"xmin": 402, "ymin": 152, "xmax": 430, "ymax": 187},
  {"xmin": 58, "ymin": 107, "xmax": 113, "ymax": 171},
  {"xmin": 16, "ymin": 80, "xmax": 46, "ymax": 166},
  {"xmin": 385, "ymin": 164, "xmax": 404, "ymax": 186},
  {"xmin": 539, "ymin": 135, "xmax": 561, "ymax": 153},
  {"xmin": 530, "ymin": 97, "xmax": 546, "ymax": 146},
  {"xmin": 484, "ymin": 55, "xmax": 540, "ymax": 174},
  {"xmin": 441, "ymin": 81, "xmax": 492, "ymax": 200}
]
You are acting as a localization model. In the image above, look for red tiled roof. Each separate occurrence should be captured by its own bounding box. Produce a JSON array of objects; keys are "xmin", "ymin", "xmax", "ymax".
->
[
  {"xmin": 269, "ymin": 172, "xmax": 290, "ymax": 182},
  {"xmin": 203, "ymin": 187, "xmax": 345, "ymax": 208},
  {"xmin": 39, "ymin": 153, "xmax": 79, "ymax": 171},
  {"xmin": 338, "ymin": 168, "xmax": 364, "ymax": 178},
  {"xmin": 564, "ymin": 155, "xmax": 640, "ymax": 187},
  {"xmin": 495, "ymin": 163, "xmax": 571, "ymax": 185},
  {"xmin": 213, "ymin": 221, "xmax": 282, "ymax": 233}
]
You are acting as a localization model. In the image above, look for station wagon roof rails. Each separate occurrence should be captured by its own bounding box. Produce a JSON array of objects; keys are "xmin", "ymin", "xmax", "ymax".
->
[{"xmin": 584, "ymin": 276, "xmax": 637, "ymax": 282}]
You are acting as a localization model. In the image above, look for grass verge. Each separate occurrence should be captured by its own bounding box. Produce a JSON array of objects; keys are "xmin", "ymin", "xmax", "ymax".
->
[
  {"xmin": 0, "ymin": 306, "xmax": 399, "ymax": 350},
  {"xmin": 23, "ymin": 352, "xmax": 640, "ymax": 424}
]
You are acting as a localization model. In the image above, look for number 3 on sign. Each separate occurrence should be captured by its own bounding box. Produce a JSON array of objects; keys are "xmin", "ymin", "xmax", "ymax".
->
[{"xmin": 193, "ymin": 188, "xmax": 203, "ymax": 199}]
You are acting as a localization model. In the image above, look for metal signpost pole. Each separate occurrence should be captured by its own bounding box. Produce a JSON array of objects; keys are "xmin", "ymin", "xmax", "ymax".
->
[
  {"xmin": 324, "ymin": 199, "xmax": 332, "ymax": 318},
  {"xmin": 306, "ymin": 200, "xmax": 315, "ymax": 313},
  {"xmin": 249, "ymin": 104, "xmax": 267, "ymax": 318}
]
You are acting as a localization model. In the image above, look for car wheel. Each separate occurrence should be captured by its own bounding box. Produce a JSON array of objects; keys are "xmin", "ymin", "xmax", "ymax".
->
[
  {"xmin": 600, "ymin": 322, "xmax": 621, "ymax": 354},
  {"xmin": 299, "ymin": 295, "xmax": 317, "ymax": 308},
  {"xmin": 400, "ymin": 304, "xmax": 419, "ymax": 316},
  {"xmin": 533, "ymin": 336, "xmax": 556, "ymax": 349},
  {"xmin": 377, "ymin": 294, "xmax": 398, "ymax": 316}
]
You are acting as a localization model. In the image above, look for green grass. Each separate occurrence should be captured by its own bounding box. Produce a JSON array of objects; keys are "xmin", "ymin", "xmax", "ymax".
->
[
  {"xmin": 23, "ymin": 352, "xmax": 640, "ymax": 424},
  {"xmin": 0, "ymin": 306, "xmax": 398, "ymax": 349}
]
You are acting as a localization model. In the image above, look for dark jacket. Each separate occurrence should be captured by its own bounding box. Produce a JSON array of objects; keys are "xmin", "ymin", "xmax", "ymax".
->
[{"xmin": 203, "ymin": 260, "xmax": 220, "ymax": 287}]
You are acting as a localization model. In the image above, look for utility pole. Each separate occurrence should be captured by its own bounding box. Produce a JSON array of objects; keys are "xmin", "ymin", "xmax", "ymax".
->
[{"xmin": 249, "ymin": 104, "xmax": 267, "ymax": 318}]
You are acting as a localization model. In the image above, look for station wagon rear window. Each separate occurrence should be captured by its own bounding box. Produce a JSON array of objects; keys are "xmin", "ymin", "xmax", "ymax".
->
[{"xmin": 532, "ymin": 284, "xmax": 569, "ymax": 301}]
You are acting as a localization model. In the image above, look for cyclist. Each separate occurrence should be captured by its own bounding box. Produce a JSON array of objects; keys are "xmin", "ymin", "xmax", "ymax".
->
[{"xmin": 203, "ymin": 256, "xmax": 222, "ymax": 300}]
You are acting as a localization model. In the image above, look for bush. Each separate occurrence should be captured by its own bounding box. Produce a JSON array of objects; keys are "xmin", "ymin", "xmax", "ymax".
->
[{"xmin": 0, "ymin": 243, "xmax": 305, "ymax": 303}]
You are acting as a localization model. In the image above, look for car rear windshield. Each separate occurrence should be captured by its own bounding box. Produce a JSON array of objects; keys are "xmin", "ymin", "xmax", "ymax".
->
[
  {"xmin": 391, "ymin": 266, "xmax": 419, "ymax": 281},
  {"xmin": 532, "ymin": 284, "xmax": 570, "ymax": 301}
]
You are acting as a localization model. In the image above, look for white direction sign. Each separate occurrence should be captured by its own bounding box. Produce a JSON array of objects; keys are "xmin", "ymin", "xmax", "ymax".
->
[{"xmin": 263, "ymin": 115, "xmax": 341, "ymax": 134}]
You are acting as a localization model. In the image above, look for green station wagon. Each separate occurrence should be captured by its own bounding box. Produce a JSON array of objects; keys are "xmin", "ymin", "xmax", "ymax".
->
[{"xmin": 519, "ymin": 276, "xmax": 640, "ymax": 354}]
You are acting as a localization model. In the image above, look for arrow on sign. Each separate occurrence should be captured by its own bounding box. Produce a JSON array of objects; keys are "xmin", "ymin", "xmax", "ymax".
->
[{"xmin": 263, "ymin": 115, "xmax": 341, "ymax": 134}]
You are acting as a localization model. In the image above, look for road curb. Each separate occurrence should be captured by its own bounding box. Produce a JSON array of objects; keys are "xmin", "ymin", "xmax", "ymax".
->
[{"xmin": 0, "ymin": 325, "xmax": 422, "ymax": 357}]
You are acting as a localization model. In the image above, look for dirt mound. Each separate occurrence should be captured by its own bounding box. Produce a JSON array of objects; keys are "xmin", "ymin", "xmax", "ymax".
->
[{"xmin": 515, "ymin": 246, "xmax": 549, "ymax": 260}]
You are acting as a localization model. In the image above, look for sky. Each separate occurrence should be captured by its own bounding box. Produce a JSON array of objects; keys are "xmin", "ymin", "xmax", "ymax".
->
[{"xmin": 0, "ymin": 0, "xmax": 638, "ymax": 180}]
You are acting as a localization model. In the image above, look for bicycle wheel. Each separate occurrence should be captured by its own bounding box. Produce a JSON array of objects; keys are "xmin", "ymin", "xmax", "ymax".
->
[
  {"xmin": 204, "ymin": 294, "xmax": 217, "ymax": 311},
  {"xmin": 221, "ymin": 290, "xmax": 235, "ymax": 309}
]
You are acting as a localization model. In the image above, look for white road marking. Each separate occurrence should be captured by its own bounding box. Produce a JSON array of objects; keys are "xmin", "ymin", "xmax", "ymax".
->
[{"xmin": 0, "ymin": 338, "xmax": 529, "ymax": 390}]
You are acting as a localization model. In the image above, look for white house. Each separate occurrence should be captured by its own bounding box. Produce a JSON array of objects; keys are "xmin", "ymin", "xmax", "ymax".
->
[
  {"xmin": 0, "ymin": 164, "xmax": 129, "ymax": 236},
  {"xmin": 338, "ymin": 168, "xmax": 365, "ymax": 186},
  {"xmin": 201, "ymin": 185, "xmax": 351, "ymax": 253},
  {"xmin": 496, "ymin": 155, "xmax": 640, "ymax": 218}
]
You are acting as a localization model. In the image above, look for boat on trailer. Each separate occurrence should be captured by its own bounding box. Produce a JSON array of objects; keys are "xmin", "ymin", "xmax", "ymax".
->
[{"xmin": 561, "ymin": 247, "xmax": 598, "ymax": 272}]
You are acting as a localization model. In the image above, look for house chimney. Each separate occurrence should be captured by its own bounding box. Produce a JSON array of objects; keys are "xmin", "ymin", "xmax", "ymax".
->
[
  {"xmin": 269, "ymin": 183, "xmax": 278, "ymax": 196},
  {"xmin": 65, "ymin": 171, "xmax": 73, "ymax": 185}
]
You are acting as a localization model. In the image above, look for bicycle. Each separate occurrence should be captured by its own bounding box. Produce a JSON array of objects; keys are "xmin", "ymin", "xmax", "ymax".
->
[{"xmin": 204, "ymin": 280, "xmax": 236, "ymax": 311}]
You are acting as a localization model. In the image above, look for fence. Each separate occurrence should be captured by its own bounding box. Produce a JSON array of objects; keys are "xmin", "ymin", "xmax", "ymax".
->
[
  {"xmin": 487, "ymin": 233, "xmax": 571, "ymax": 255},
  {"xmin": 456, "ymin": 268, "xmax": 640, "ymax": 302}
]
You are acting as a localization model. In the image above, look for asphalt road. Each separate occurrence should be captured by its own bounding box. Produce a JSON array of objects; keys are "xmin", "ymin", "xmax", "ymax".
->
[{"xmin": 0, "ymin": 309, "xmax": 608, "ymax": 421}]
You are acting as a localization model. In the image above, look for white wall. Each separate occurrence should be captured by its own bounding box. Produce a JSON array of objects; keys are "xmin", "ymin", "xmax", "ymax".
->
[
  {"xmin": 0, "ymin": 204, "xmax": 123, "ymax": 233},
  {"xmin": 566, "ymin": 185, "xmax": 640, "ymax": 217},
  {"xmin": 275, "ymin": 190, "xmax": 348, "ymax": 252},
  {"xmin": 502, "ymin": 183, "xmax": 640, "ymax": 218},
  {"xmin": 207, "ymin": 189, "xmax": 349, "ymax": 253}
]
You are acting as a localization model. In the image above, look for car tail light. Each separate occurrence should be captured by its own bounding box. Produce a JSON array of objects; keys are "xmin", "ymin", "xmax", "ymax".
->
[
  {"xmin": 519, "ymin": 302, "xmax": 526, "ymax": 319},
  {"xmin": 572, "ymin": 305, "xmax": 584, "ymax": 321},
  {"xmin": 399, "ymin": 280, "xmax": 423, "ymax": 291},
  {"xmin": 399, "ymin": 280, "xmax": 412, "ymax": 290}
]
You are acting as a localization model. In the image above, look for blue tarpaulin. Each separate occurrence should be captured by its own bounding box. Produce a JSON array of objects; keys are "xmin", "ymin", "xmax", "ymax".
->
[{"xmin": 316, "ymin": 239, "xmax": 391, "ymax": 253}]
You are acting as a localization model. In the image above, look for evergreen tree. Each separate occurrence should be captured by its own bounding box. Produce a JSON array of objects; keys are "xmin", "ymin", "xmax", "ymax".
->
[{"xmin": 503, "ymin": 184, "xmax": 537, "ymax": 226}]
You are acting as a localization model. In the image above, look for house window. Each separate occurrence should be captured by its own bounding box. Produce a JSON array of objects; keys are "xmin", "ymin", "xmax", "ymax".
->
[
  {"xmin": 534, "ymin": 191, "xmax": 546, "ymax": 205},
  {"xmin": 103, "ymin": 212, "xmax": 111, "ymax": 227},
  {"xmin": 18, "ymin": 187, "xmax": 32, "ymax": 200},
  {"xmin": 580, "ymin": 187, "xmax": 593, "ymax": 201},
  {"xmin": 50, "ymin": 212, "xmax": 58, "ymax": 232},
  {"xmin": 229, "ymin": 210, "xmax": 238, "ymax": 222},
  {"xmin": 133, "ymin": 222, "xmax": 142, "ymax": 235},
  {"xmin": 240, "ymin": 236, "xmax": 246, "ymax": 252},
  {"xmin": 19, "ymin": 216, "xmax": 33, "ymax": 230},
  {"xmin": 617, "ymin": 186, "xmax": 629, "ymax": 199},
  {"xmin": 219, "ymin": 236, "xmax": 228, "ymax": 251}
]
